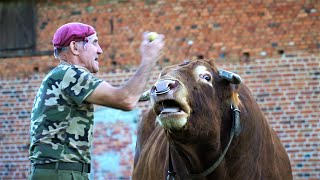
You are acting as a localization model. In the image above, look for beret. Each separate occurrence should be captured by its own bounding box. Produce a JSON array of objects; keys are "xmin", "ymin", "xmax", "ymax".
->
[{"xmin": 52, "ymin": 22, "xmax": 96, "ymax": 49}]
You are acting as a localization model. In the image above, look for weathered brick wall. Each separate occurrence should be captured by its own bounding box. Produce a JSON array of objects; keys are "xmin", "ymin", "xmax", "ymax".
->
[{"xmin": 0, "ymin": 0, "xmax": 319, "ymax": 179}]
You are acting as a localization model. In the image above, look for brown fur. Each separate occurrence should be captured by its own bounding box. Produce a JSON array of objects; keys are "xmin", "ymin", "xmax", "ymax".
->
[{"xmin": 133, "ymin": 59, "xmax": 292, "ymax": 180}]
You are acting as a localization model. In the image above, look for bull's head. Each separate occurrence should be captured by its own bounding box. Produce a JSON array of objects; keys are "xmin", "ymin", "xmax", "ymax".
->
[{"xmin": 149, "ymin": 59, "xmax": 241, "ymax": 136}]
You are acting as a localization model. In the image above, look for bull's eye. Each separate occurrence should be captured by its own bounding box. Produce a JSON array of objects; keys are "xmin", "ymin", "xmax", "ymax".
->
[
  {"xmin": 204, "ymin": 75, "xmax": 211, "ymax": 81},
  {"xmin": 200, "ymin": 73, "xmax": 212, "ymax": 82},
  {"xmin": 195, "ymin": 67, "xmax": 213, "ymax": 86}
]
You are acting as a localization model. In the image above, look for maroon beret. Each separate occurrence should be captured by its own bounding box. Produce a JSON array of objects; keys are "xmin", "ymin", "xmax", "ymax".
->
[{"xmin": 52, "ymin": 22, "xmax": 96, "ymax": 49}]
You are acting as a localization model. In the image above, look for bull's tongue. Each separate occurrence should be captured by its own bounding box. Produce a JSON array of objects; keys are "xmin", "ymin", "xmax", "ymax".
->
[{"xmin": 160, "ymin": 107, "xmax": 180, "ymax": 114}]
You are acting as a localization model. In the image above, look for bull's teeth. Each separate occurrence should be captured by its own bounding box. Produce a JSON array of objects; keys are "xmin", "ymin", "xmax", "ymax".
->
[{"xmin": 160, "ymin": 107, "xmax": 180, "ymax": 114}]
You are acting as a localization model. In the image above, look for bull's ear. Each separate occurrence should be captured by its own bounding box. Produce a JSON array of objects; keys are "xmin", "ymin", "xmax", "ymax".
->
[{"xmin": 203, "ymin": 58, "xmax": 216, "ymax": 67}]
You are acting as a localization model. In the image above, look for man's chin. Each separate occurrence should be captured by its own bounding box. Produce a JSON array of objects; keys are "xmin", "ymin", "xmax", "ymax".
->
[
  {"xmin": 92, "ymin": 67, "xmax": 99, "ymax": 73},
  {"xmin": 93, "ymin": 62, "xmax": 99, "ymax": 73}
]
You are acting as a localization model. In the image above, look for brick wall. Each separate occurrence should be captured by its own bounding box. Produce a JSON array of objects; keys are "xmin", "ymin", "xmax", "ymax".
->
[{"xmin": 0, "ymin": 0, "xmax": 319, "ymax": 179}]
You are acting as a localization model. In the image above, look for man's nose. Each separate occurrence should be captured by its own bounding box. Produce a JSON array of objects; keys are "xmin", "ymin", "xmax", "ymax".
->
[{"xmin": 97, "ymin": 45, "xmax": 103, "ymax": 54}]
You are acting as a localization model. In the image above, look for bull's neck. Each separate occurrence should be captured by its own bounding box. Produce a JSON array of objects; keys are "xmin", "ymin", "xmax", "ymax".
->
[{"xmin": 168, "ymin": 140, "xmax": 227, "ymax": 179}]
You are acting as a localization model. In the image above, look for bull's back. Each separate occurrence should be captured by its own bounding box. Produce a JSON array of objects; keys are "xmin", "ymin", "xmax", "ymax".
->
[
  {"xmin": 236, "ymin": 85, "xmax": 292, "ymax": 179},
  {"xmin": 270, "ymin": 129, "xmax": 293, "ymax": 179}
]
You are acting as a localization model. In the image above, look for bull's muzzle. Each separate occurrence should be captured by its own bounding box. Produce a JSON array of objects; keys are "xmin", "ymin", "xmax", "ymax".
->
[{"xmin": 151, "ymin": 79, "xmax": 178, "ymax": 95}]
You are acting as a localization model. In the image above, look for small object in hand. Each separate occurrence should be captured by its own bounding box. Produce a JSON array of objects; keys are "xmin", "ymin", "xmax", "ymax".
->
[{"xmin": 147, "ymin": 32, "xmax": 159, "ymax": 42}]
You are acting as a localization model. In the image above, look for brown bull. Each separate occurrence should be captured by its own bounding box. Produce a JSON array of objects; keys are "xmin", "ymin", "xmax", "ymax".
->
[{"xmin": 133, "ymin": 59, "xmax": 292, "ymax": 180}]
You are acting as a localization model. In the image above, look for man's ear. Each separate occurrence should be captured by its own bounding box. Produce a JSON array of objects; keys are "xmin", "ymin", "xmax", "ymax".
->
[{"xmin": 70, "ymin": 41, "xmax": 80, "ymax": 55}]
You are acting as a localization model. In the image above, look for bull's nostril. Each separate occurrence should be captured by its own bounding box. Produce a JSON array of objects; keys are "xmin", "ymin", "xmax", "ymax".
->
[
  {"xmin": 168, "ymin": 81, "xmax": 178, "ymax": 89},
  {"xmin": 154, "ymin": 79, "xmax": 177, "ymax": 95}
]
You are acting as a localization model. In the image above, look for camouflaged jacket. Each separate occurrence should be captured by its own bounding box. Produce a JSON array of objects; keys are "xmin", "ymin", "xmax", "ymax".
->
[{"xmin": 29, "ymin": 63, "xmax": 103, "ymax": 164}]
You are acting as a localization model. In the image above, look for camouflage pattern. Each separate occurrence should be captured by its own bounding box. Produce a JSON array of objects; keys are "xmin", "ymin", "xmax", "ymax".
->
[{"xmin": 29, "ymin": 62, "xmax": 103, "ymax": 165}]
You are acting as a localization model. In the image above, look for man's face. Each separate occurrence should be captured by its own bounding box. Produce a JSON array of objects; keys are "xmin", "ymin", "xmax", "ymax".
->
[{"xmin": 78, "ymin": 34, "xmax": 103, "ymax": 73}]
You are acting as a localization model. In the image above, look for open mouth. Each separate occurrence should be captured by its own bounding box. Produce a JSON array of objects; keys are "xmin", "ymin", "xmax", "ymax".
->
[{"xmin": 154, "ymin": 99, "xmax": 187, "ymax": 116}]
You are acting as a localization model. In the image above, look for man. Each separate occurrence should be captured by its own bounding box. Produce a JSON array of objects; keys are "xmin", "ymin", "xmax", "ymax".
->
[{"xmin": 29, "ymin": 22, "xmax": 164, "ymax": 180}]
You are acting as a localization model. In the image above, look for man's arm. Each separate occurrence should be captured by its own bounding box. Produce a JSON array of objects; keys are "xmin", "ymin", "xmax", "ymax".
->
[{"xmin": 85, "ymin": 32, "xmax": 164, "ymax": 110}]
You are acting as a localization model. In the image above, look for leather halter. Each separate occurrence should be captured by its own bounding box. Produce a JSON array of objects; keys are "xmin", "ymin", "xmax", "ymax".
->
[{"xmin": 166, "ymin": 104, "xmax": 241, "ymax": 180}]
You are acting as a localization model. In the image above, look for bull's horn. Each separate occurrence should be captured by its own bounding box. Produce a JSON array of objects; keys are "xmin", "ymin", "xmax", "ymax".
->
[{"xmin": 218, "ymin": 69, "xmax": 242, "ymax": 84}]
